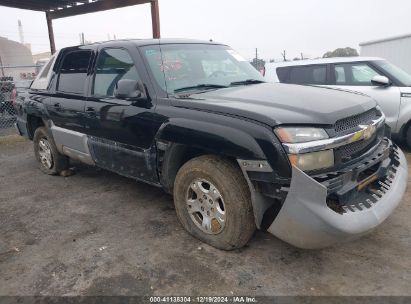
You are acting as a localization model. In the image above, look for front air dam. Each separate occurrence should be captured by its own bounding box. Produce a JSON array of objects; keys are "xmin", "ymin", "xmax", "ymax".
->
[{"xmin": 268, "ymin": 147, "xmax": 408, "ymax": 249}]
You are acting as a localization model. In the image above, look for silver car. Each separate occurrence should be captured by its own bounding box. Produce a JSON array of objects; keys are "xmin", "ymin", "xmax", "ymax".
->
[{"xmin": 265, "ymin": 57, "xmax": 411, "ymax": 147}]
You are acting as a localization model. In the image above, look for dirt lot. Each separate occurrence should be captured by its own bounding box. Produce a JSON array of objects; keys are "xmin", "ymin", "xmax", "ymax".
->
[{"xmin": 0, "ymin": 135, "xmax": 410, "ymax": 296}]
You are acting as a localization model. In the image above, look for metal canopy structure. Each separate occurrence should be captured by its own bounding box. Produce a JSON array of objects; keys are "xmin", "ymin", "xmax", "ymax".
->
[{"xmin": 0, "ymin": 0, "xmax": 160, "ymax": 54}]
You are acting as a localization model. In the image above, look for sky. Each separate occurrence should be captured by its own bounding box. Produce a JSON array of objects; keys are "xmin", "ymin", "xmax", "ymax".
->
[{"xmin": 0, "ymin": 0, "xmax": 410, "ymax": 61}]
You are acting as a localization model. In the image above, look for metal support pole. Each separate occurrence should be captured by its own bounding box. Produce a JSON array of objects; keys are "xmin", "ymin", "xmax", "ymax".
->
[
  {"xmin": 150, "ymin": 0, "xmax": 160, "ymax": 39},
  {"xmin": 46, "ymin": 12, "xmax": 56, "ymax": 54}
]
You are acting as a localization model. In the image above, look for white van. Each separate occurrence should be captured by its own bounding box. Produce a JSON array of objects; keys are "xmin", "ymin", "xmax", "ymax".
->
[{"xmin": 265, "ymin": 57, "xmax": 411, "ymax": 147}]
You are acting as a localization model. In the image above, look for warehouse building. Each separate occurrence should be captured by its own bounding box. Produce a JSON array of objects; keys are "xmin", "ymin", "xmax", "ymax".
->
[
  {"xmin": 360, "ymin": 33, "xmax": 411, "ymax": 74},
  {"xmin": 0, "ymin": 36, "xmax": 35, "ymax": 84}
]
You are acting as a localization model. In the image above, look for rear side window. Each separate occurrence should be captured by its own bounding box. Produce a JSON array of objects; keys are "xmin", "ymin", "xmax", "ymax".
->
[
  {"xmin": 276, "ymin": 67, "xmax": 289, "ymax": 82},
  {"xmin": 93, "ymin": 48, "xmax": 140, "ymax": 97},
  {"xmin": 288, "ymin": 65, "xmax": 327, "ymax": 85},
  {"xmin": 30, "ymin": 55, "xmax": 57, "ymax": 90},
  {"xmin": 39, "ymin": 57, "xmax": 55, "ymax": 79},
  {"xmin": 57, "ymin": 50, "xmax": 92, "ymax": 94},
  {"xmin": 333, "ymin": 63, "xmax": 381, "ymax": 86}
]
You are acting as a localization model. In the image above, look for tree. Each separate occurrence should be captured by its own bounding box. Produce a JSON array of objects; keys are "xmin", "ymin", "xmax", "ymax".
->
[
  {"xmin": 250, "ymin": 58, "xmax": 266, "ymax": 71},
  {"xmin": 323, "ymin": 47, "xmax": 359, "ymax": 58}
]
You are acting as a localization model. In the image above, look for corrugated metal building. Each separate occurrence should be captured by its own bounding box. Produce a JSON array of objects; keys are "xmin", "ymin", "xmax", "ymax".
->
[{"xmin": 360, "ymin": 33, "xmax": 411, "ymax": 74}]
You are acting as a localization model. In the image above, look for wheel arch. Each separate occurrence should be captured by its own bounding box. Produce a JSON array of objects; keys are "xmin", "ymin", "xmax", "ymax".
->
[
  {"xmin": 154, "ymin": 118, "xmax": 268, "ymax": 193},
  {"xmin": 26, "ymin": 114, "xmax": 46, "ymax": 139}
]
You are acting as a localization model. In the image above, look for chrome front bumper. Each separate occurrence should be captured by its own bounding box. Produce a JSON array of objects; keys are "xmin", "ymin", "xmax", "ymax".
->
[{"xmin": 267, "ymin": 146, "xmax": 408, "ymax": 249}]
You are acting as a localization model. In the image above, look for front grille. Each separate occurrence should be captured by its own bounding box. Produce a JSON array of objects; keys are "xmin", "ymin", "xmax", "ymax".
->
[
  {"xmin": 335, "ymin": 137, "xmax": 377, "ymax": 162},
  {"xmin": 334, "ymin": 124, "xmax": 384, "ymax": 164},
  {"xmin": 334, "ymin": 108, "xmax": 379, "ymax": 134}
]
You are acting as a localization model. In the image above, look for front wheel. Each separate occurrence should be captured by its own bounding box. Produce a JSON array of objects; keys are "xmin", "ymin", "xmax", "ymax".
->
[
  {"xmin": 33, "ymin": 127, "xmax": 69, "ymax": 175},
  {"xmin": 173, "ymin": 155, "xmax": 255, "ymax": 250}
]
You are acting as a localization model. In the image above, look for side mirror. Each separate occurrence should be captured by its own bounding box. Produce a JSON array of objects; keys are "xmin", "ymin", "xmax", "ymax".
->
[
  {"xmin": 114, "ymin": 79, "xmax": 147, "ymax": 101},
  {"xmin": 371, "ymin": 75, "xmax": 392, "ymax": 87}
]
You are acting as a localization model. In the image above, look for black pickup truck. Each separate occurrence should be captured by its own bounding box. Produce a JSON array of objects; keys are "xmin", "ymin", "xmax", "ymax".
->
[{"xmin": 15, "ymin": 39, "xmax": 408, "ymax": 250}]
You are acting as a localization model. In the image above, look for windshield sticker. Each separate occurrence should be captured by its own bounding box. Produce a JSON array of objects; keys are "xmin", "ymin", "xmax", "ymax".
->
[{"xmin": 227, "ymin": 50, "xmax": 246, "ymax": 62}]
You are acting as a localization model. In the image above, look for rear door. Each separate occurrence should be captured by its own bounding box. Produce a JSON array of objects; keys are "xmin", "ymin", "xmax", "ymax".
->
[
  {"xmin": 329, "ymin": 62, "xmax": 401, "ymax": 131},
  {"xmin": 83, "ymin": 46, "xmax": 158, "ymax": 182},
  {"xmin": 282, "ymin": 64, "xmax": 330, "ymax": 85},
  {"xmin": 47, "ymin": 49, "xmax": 92, "ymax": 133}
]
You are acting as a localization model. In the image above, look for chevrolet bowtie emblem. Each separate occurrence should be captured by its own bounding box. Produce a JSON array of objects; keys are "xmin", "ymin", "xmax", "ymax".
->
[{"xmin": 359, "ymin": 124, "xmax": 377, "ymax": 140}]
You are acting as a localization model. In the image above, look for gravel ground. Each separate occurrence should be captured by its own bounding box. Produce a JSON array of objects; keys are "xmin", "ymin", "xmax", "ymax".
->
[{"xmin": 0, "ymin": 135, "xmax": 410, "ymax": 296}]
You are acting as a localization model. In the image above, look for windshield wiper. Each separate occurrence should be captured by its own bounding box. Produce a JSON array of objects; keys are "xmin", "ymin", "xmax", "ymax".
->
[
  {"xmin": 174, "ymin": 84, "xmax": 228, "ymax": 93},
  {"xmin": 230, "ymin": 79, "xmax": 266, "ymax": 86}
]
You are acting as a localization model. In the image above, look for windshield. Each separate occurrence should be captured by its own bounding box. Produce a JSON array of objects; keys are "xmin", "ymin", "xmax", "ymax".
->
[
  {"xmin": 373, "ymin": 60, "xmax": 411, "ymax": 87},
  {"xmin": 142, "ymin": 44, "xmax": 264, "ymax": 94}
]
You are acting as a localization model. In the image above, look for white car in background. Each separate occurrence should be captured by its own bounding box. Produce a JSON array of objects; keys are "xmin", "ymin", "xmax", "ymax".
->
[{"xmin": 265, "ymin": 57, "xmax": 411, "ymax": 147}]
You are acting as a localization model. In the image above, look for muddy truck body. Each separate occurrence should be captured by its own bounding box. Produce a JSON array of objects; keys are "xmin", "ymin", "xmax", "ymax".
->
[{"xmin": 15, "ymin": 39, "xmax": 408, "ymax": 249}]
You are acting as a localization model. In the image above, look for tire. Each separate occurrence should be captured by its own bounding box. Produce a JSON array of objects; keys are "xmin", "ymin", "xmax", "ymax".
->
[
  {"xmin": 405, "ymin": 125, "xmax": 411, "ymax": 149},
  {"xmin": 33, "ymin": 127, "xmax": 69, "ymax": 175},
  {"xmin": 173, "ymin": 155, "xmax": 255, "ymax": 250}
]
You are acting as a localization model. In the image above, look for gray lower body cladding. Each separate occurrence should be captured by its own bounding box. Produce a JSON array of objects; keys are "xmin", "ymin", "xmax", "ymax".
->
[
  {"xmin": 50, "ymin": 125, "xmax": 158, "ymax": 184},
  {"xmin": 240, "ymin": 142, "xmax": 408, "ymax": 249},
  {"xmin": 50, "ymin": 125, "xmax": 95, "ymax": 165}
]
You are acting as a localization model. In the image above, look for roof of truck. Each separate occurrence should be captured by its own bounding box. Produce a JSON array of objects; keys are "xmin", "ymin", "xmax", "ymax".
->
[
  {"xmin": 134, "ymin": 38, "xmax": 225, "ymax": 46},
  {"xmin": 74, "ymin": 38, "xmax": 225, "ymax": 48}
]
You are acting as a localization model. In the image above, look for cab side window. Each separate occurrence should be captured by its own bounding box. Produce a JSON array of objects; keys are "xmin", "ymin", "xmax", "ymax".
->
[
  {"xmin": 288, "ymin": 65, "xmax": 327, "ymax": 85},
  {"xmin": 93, "ymin": 48, "xmax": 140, "ymax": 97},
  {"xmin": 58, "ymin": 50, "xmax": 92, "ymax": 94},
  {"xmin": 333, "ymin": 63, "xmax": 381, "ymax": 86}
]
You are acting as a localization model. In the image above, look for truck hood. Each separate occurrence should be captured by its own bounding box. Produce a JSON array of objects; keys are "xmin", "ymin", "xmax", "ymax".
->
[{"xmin": 172, "ymin": 83, "xmax": 377, "ymax": 126}]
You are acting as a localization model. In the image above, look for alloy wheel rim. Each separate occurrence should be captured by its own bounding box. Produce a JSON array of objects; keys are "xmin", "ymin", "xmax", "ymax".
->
[
  {"xmin": 38, "ymin": 138, "xmax": 53, "ymax": 169},
  {"xmin": 186, "ymin": 178, "xmax": 226, "ymax": 235}
]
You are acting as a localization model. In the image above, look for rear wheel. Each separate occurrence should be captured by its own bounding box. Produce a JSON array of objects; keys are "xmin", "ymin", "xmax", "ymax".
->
[
  {"xmin": 33, "ymin": 127, "xmax": 69, "ymax": 175},
  {"xmin": 173, "ymin": 155, "xmax": 255, "ymax": 250}
]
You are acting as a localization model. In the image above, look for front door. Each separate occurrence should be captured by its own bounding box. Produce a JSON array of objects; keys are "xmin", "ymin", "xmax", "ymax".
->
[
  {"xmin": 329, "ymin": 62, "xmax": 401, "ymax": 131},
  {"xmin": 84, "ymin": 47, "xmax": 157, "ymax": 182}
]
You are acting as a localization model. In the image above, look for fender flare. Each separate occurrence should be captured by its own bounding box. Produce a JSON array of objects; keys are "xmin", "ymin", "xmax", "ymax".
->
[{"xmin": 155, "ymin": 118, "xmax": 267, "ymax": 160}]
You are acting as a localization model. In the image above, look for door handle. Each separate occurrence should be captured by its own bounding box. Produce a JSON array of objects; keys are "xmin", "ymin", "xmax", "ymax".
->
[
  {"xmin": 53, "ymin": 103, "xmax": 62, "ymax": 111},
  {"xmin": 85, "ymin": 107, "xmax": 97, "ymax": 117}
]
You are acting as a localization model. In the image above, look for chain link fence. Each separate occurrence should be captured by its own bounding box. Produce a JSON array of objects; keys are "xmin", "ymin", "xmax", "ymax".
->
[
  {"xmin": 0, "ymin": 76, "xmax": 17, "ymax": 130},
  {"xmin": 0, "ymin": 65, "xmax": 42, "ymax": 135}
]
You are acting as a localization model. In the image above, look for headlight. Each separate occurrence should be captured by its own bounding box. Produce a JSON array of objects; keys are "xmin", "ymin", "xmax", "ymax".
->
[
  {"xmin": 274, "ymin": 127, "xmax": 329, "ymax": 143},
  {"xmin": 275, "ymin": 126, "xmax": 333, "ymax": 171},
  {"xmin": 288, "ymin": 150, "xmax": 334, "ymax": 172}
]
